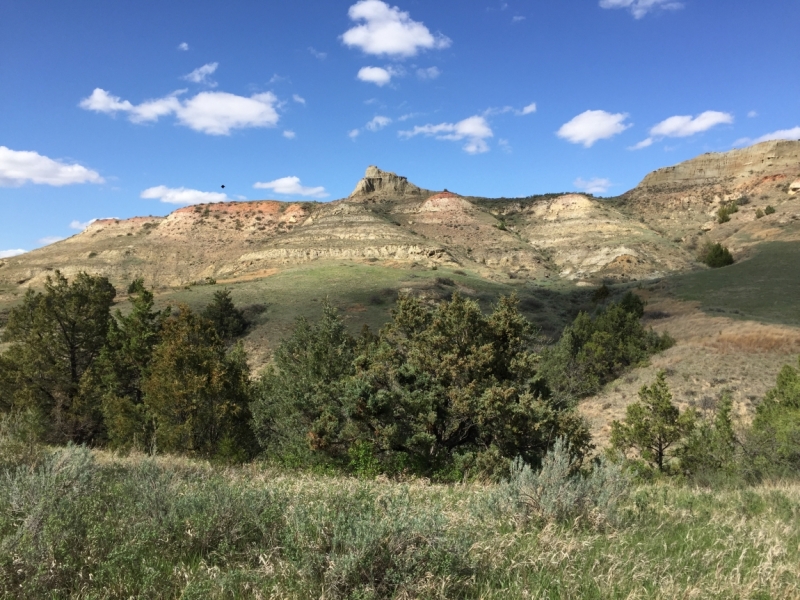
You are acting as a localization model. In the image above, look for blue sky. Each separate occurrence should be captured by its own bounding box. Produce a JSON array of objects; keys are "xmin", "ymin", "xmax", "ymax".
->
[{"xmin": 2, "ymin": 0, "xmax": 799, "ymax": 256}]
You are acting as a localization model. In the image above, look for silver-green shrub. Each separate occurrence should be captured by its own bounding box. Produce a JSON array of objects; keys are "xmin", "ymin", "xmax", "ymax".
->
[{"xmin": 508, "ymin": 438, "xmax": 630, "ymax": 528}]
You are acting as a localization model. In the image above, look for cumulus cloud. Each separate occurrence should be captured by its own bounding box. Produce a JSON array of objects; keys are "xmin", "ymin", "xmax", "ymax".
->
[
  {"xmin": 38, "ymin": 236, "xmax": 64, "ymax": 245},
  {"xmin": 519, "ymin": 102, "xmax": 537, "ymax": 115},
  {"xmin": 81, "ymin": 88, "xmax": 279, "ymax": 135},
  {"xmin": 0, "ymin": 146, "xmax": 104, "ymax": 187},
  {"xmin": 599, "ymin": 0, "xmax": 684, "ymax": 19},
  {"xmin": 253, "ymin": 176, "xmax": 328, "ymax": 198},
  {"xmin": 283, "ymin": 130, "xmax": 296, "ymax": 139},
  {"xmin": 70, "ymin": 219, "xmax": 96, "ymax": 230},
  {"xmin": 632, "ymin": 111, "xmax": 734, "ymax": 149},
  {"xmin": 178, "ymin": 42, "xmax": 189, "ymax": 51},
  {"xmin": 357, "ymin": 66, "xmax": 398, "ymax": 86},
  {"xmin": 575, "ymin": 177, "xmax": 612, "ymax": 195},
  {"xmin": 182, "ymin": 62, "xmax": 218, "ymax": 86},
  {"xmin": 0, "ymin": 249, "xmax": 26, "ymax": 259},
  {"xmin": 557, "ymin": 110, "xmax": 631, "ymax": 147},
  {"xmin": 342, "ymin": 0, "xmax": 451, "ymax": 57},
  {"xmin": 400, "ymin": 115, "xmax": 493, "ymax": 154},
  {"xmin": 141, "ymin": 186, "xmax": 228, "ymax": 205},
  {"xmin": 416, "ymin": 66, "xmax": 440, "ymax": 80},
  {"xmin": 366, "ymin": 115, "xmax": 392, "ymax": 131},
  {"xmin": 735, "ymin": 126, "xmax": 800, "ymax": 147}
]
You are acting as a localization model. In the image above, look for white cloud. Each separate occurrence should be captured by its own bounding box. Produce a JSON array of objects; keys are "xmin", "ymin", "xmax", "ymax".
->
[
  {"xmin": 70, "ymin": 219, "xmax": 96, "ymax": 230},
  {"xmin": 366, "ymin": 115, "xmax": 392, "ymax": 131},
  {"xmin": 735, "ymin": 126, "xmax": 800, "ymax": 147},
  {"xmin": 519, "ymin": 102, "xmax": 537, "ymax": 115},
  {"xmin": 342, "ymin": 0, "xmax": 451, "ymax": 57},
  {"xmin": 512, "ymin": 16, "xmax": 526, "ymax": 22},
  {"xmin": 629, "ymin": 137, "xmax": 654, "ymax": 150},
  {"xmin": 253, "ymin": 176, "xmax": 328, "ymax": 198},
  {"xmin": 178, "ymin": 42, "xmax": 189, "ymax": 51},
  {"xmin": 357, "ymin": 66, "xmax": 398, "ymax": 86},
  {"xmin": 748, "ymin": 111, "xmax": 758, "ymax": 118},
  {"xmin": 38, "ymin": 236, "xmax": 64, "ymax": 245},
  {"xmin": 283, "ymin": 130, "xmax": 296, "ymax": 139},
  {"xmin": 650, "ymin": 111, "xmax": 733, "ymax": 137},
  {"xmin": 0, "ymin": 146, "xmax": 104, "ymax": 187},
  {"xmin": 599, "ymin": 0, "xmax": 684, "ymax": 19},
  {"xmin": 183, "ymin": 62, "xmax": 218, "ymax": 86},
  {"xmin": 400, "ymin": 115, "xmax": 493, "ymax": 154},
  {"xmin": 141, "ymin": 186, "xmax": 228, "ymax": 205},
  {"xmin": 557, "ymin": 110, "xmax": 631, "ymax": 147},
  {"xmin": 0, "ymin": 249, "xmax": 26, "ymax": 259},
  {"xmin": 575, "ymin": 177, "xmax": 612, "ymax": 194},
  {"xmin": 349, "ymin": 129, "xmax": 361, "ymax": 139},
  {"xmin": 292, "ymin": 94, "xmax": 306, "ymax": 105},
  {"xmin": 498, "ymin": 139, "xmax": 512, "ymax": 153},
  {"xmin": 308, "ymin": 47, "xmax": 327, "ymax": 59},
  {"xmin": 417, "ymin": 66, "xmax": 440, "ymax": 80},
  {"xmin": 632, "ymin": 111, "xmax": 734, "ymax": 149},
  {"xmin": 81, "ymin": 88, "xmax": 280, "ymax": 135}
]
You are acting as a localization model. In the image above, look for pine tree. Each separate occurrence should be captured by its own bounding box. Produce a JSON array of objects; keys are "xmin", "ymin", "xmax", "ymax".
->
[
  {"xmin": 0, "ymin": 271, "xmax": 115, "ymax": 443},
  {"xmin": 611, "ymin": 371, "xmax": 696, "ymax": 472},
  {"xmin": 201, "ymin": 289, "xmax": 248, "ymax": 343}
]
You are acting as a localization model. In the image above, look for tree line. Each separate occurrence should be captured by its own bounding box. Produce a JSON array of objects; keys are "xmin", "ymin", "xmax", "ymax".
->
[{"xmin": 1, "ymin": 270, "xmax": 796, "ymax": 481}]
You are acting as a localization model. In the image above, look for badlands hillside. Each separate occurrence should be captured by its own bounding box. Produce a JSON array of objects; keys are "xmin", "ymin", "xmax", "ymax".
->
[
  {"xmin": 1, "ymin": 140, "xmax": 799, "ymax": 443},
  {"xmin": 1, "ymin": 140, "xmax": 798, "ymax": 293}
]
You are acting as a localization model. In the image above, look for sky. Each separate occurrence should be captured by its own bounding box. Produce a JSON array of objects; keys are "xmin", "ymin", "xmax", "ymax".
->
[{"xmin": 2, "ymin": 0, "xmax": 800, "ymax": 257}]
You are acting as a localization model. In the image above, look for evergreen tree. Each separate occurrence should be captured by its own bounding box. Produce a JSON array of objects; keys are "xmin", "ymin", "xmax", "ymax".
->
[
  {"xmin": 99, "ymin": 278, "xmax": 169, "ymax": 450},
  {"xmin": 611, "ymin": 371, "xmax": 696, "ymax": 472},
  {"xmin": 201, "ymin": 289, "xmax": 248, "ymax": 343},
  {"xmin": 142, "ymin": 305, "xmax": 255, "ymax": 459},
  {"xmin": 0, "ymin": 271, "xmax": 115, "ymax": 443}
]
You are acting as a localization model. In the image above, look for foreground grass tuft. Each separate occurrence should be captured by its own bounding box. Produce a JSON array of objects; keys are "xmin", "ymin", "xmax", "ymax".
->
[{"xmin": 1, "ymin": 446, "xmax": 799, "ymax": 598}]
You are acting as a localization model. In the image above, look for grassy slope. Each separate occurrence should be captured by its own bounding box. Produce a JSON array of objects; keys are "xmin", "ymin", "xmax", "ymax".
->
[
  {"xmin": 1, "ymin": 446, "xmax": 798, "ymax": 599},
  {"xmin": 152, "ymin": 261, "xmax": 596, "ymax": 367},
  {"xmin": 667, "ymin": 241, "xmax": 800, "ymax": 327}
]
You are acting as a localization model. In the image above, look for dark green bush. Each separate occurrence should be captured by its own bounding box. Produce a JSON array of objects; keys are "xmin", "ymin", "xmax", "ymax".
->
[
  {"xmin": 700, "ymin": 242, "xmax": 734, "ymax": 268},
  {"xmin": 717, "ymin": 202, "xmax": 739, "ymax": 223},
  {"xmin": 540, "ymin": 293, "xmax": 672, "ymax": 402},
  {"xmin": 765, "ymin": 205, "xmax": 776, "ymax": 215}
]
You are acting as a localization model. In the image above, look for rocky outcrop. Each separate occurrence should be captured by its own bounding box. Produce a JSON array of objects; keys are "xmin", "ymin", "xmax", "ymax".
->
[{"xmin": 348, "ymin": 166, "xmax": 429, "ymax": 201}]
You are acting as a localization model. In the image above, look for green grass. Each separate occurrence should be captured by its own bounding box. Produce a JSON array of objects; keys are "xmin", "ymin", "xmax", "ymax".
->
[
  {"xmin": 667, "ymin": 241, "xmax": 800, "ymax": 326},
  {"xmin": 1, "ymin": 445, "xmax": 799, "ymax": 599},
  {"xmin": 148, "ymin": 262, "xmax": 597, "ymax": 360}
]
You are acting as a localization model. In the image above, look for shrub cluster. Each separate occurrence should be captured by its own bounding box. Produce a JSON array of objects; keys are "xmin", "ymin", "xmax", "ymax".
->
[
  {"xmin": 700, "ymin": 242, "xmax": 734, "ymax": 268},
  {"xmin": 717, "ymin": 202, "xmax": 739, "ymax": 223}
]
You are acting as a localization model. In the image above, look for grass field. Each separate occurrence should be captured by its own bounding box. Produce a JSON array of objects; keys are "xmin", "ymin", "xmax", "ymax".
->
[
  {"xmin": 667, "ymin": 241, "xmax": 800, "ymax": 327},
  {"xmin": 150, "ymin": 262, "xmax": 596, "ymax": 367},
  {"xmin": 1, "ymin": 445, "xmax": 798, "ymax": 599}
]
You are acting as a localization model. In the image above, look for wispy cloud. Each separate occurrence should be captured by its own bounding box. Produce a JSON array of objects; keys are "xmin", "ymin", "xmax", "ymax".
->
[
  {"xmin": 141, "ymin": 186, "xmax": 228, "ymax": 205},
  {"xmin": 631, "ymin": 111, "xmax": 733, "ymax": 149},
  {"xmin": 178, "ymin": 42, "xmax": 189, "ymax": 51},
  {"xmin": 283, "ymin": 130, "xmax": 296, "ymax": 139},
  {"xmin": 0, "ymin": 146, "xmax": 104, "ymax": 187},
  {"xmin": 557, "ymin": 110, "xmax": 631, "ymax": 147},
  {"xmin": 599, "ymin": 0, "xmax": 684, "ymax": 19},
  {"xmin": 734, "ymin": 126, "xmax": 800, "ymax": 147},
  {"xmin": 38, "ymin": 236, "xmax": 64, "ymax": 245},
  {"xmin": 342, "ymin": 0, "xmax": 451, "ymax": 57},
  {"xmin": 292, "ymin": 94, "xmax": 306, "ymax": 105},
  {"xmin": 400, "ymin": 115, "xmax": 493, "ymax": 154},
  {"xmin": 366, "ymin": 115, "xmax": 392, "ymax": 131},
  {"xmin": 182, "ymin": 62, "xmax": 218, "ymax": 86},
  {"xmin": 308, "ymin": 46, "xmax": 327, "ymax": 59},
  {"xmin": 416, "ymin": 66, "xmax": 440, "ymax": 80},
  {"xmin": 80, "ymin": 87, "xmax": 280, "ymax": 135},
  {"xmin": 254, "ymin": 176, "xmax": 328, "ymax": 198},
  {"xmin": 575, "ymin": 177, "xmax": 612, "ymax": 194},
  {"xmin": 0, "ymin": 249, "xmax": 26, "ymax": 259}
]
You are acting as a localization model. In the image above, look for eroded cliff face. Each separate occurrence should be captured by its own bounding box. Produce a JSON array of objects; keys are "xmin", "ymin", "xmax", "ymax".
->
[{"xmin": 2, "ymin": 143, "xmax": 799, "ymax": 297}]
